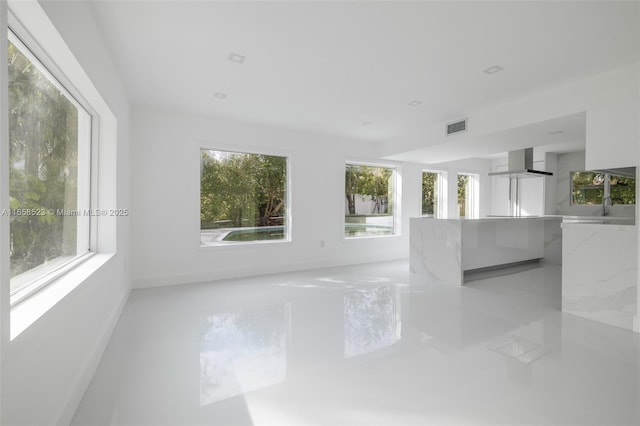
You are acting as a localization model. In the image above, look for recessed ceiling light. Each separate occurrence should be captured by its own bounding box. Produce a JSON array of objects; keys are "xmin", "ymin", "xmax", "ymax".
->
[
  {"xmin": 228, "ymin": 52, "xmax": 246, "ymax": 64},
  {"xmin": 408, "ymin": 101, "xmax": 422, "ymax": 107},
  {"xmin": 362, "ymin": 121, "xmax": 373, "ymax": 126},
  {"xmin": 548, "ymin": 130, "xmax": 564, "ymax": 135},
  {"xmin": 483, "ymin": 65, "xmax": 504, "ymax": 75},
  {"xmin": 214, "ymin": 92, "xmax": 227, "ymax": 99}
]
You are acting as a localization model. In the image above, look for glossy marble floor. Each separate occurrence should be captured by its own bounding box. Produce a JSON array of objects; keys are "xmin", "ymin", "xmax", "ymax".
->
[{"xmin": 73, "ymin": 261, "xmax": 640, "ymax": 425}]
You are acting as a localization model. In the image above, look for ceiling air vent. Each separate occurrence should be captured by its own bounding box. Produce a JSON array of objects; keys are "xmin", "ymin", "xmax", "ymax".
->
[{"xmin": 446, "ymin": 119, "xmax": 467, "ymax": 135}]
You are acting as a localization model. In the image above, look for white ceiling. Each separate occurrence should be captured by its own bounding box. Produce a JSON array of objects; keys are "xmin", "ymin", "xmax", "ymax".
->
[{"xmin": 90, "ymin": 1, "xmax": 639, "ymax": 157}]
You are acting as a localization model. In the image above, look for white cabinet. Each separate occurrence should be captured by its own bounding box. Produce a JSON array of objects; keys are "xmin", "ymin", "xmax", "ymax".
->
[{"xmin": 489, "ymin": 160, "xmax": 545, "ymax": 216}]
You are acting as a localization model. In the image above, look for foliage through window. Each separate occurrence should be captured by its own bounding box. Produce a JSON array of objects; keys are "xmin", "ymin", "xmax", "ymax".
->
[
  {"xmin": 8, "ymin": 31, "xmax": 92, "ymax": 298},
  {"xmin": 457, "ymin": 175, "xmax": 469, "ymax": 217},
  {"xmin": 422, "ymin": 171, "xmax": 443, "ymax": 217},
  {"xmin": 200, "ymin": 149, "xmax": 288, "ymax": 244},
  {"xmin": 457, "ymin": 173, "xmax": 479, "ymax": 218},
  {"xmin": 571, "ymin": 171, "xmax": 635, "ymax": 205},
  {"xmin": 345, "ymin": 164, "xmax": 396, "ymax": 237}
]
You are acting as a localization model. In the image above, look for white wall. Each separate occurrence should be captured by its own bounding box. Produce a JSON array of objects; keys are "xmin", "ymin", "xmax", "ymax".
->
[
  {"xmin": 586, "ymin": 97, "xmax": 640, "ymax": 170},
  {"xmin": 131, "ymin": 107, "xmax": 425, "ymax": 288},
  {"xmin": 1, "ymin": 1, "xmax": 131, "ymax": 425},
  {"xmin": 544, "ymin": 153, "xmax": 559, "ymax": 215}
]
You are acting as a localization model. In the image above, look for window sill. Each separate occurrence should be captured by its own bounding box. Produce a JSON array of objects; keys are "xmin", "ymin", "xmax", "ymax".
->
[
  {"xmin": 10, "ymin": 252, "xmax": 95, "ymax": 306},
  {"xmin": 344, "ymin": 234, "xmax": 400, "ymax": 241},
  {"xmin": 199, "ymin": 239, "xmax": 292, "ymax": 249},
  {"xmin": 10, "ymin": 252, "xmax": 115, "ymax": 340}
]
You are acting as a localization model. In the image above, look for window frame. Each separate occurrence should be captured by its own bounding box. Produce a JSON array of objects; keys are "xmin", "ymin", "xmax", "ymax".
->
[
  {"xmin": 5, "ymin": 0, "xmax": 119, "ymax": 340},
  {"xmin": 198, "ymin": 146, "xmax": 292, "ymax": 248},
  {"xmin": 7, "ymin": 20, "xmax": 98, "ymax": 307},
  {"xmin": 343, "ymin": 160, "xmax": 399, "ymax": 239}
]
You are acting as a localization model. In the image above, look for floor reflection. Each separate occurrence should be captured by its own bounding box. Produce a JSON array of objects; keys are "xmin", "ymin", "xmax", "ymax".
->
[
  {"xmin": 200, "ymin": 303, "xmax": 291, "ymax": 406},
  {"xmin": 344, "ymin": 286, "xmax": 401, "ymax": 358},
  {"xmin": 73, "ymin": 261, "xmax": 640, "ymax": 426},
  {"xmin": 486, "ymin": 332, "xmax": 551, "ymax": 383}
]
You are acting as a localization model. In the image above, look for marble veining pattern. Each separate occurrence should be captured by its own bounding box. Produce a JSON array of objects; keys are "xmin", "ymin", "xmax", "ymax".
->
[
  {"xmin": 409, "ymin": 218, "xmax": 462, "ymax": 284},
  {"xmin": 410, "ymin": 218, "xmax": 560, "ymax": 285},
  {"xmin": 562, "ymin": 225, "xmax": 638, "ymax": 330}
]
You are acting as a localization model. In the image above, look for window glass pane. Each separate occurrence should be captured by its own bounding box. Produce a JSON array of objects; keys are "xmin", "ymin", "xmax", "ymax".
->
[
  {"xmin": 422, "ymin": 171, "xmax": 440, "ymax": 217},
  {"xmin": 571, "ymin": 172, "xmax": 603, "ymax": 204},
  {"xmin": 345, "ymin": 164, "xmax": 395, "ymax": 237},
  {"xmin": 457, "ymin": 174, "xmax": 469, "ymax": 217},
  {"xmin": 609, "ymin": 175, "xmax": 636, "ymax": 204},
  {"xmin": 571, "ymin": 171, "xmax": 636, "ymax": 205},
  {"xmin": 200, "ymin": 150, "xmax": 288, "ymax": 244},
  {"xmin": 457, "ymin": 173, "xmax": 479, "ymax": 218},
  {"xmin": 8, "ymin": 36, "xmax": 89, "ymax": 295}
]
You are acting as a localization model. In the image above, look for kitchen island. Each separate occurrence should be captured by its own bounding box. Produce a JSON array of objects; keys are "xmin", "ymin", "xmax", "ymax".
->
[{"xmin": 410, "ymin": 217, "xmax": 562, "ymax": 285}]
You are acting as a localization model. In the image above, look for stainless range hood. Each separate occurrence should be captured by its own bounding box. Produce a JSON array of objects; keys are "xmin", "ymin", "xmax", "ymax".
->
[{"xmin": 488, "ymin": 148, "xmax": 552, "ymax": 178}]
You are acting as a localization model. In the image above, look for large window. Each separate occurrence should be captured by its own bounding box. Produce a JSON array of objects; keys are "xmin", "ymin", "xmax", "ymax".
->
[
  {"xmin": 422, "ymin": 170, "xmax": 445, "ymax": 217},
  {"xmin": 571, "ymin": 171, "xmax": 636, "ymax": 205},
  {"xmin": 8, "ymin": 30, "xmax": 92, "ymax": 301},
  {"xmin": 345, "ymin": 163, "xmax": 396, "ymax": 237},
  {"xmin": 200, "ymin": 149, "xmax": 288, "ymax": 245},
  {"xmin": 457, "ymin": 173, "xmax": 479, "ymax": 219}
]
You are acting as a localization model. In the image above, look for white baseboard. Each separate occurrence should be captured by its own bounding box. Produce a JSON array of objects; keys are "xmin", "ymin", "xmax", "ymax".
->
[
  {"xmin": 57, "ymin": 285, "xmax": 131, "ymax": 425},
  {"xmin": 133, "ymin": 256, "xmax": 408, "ymax": 289}
]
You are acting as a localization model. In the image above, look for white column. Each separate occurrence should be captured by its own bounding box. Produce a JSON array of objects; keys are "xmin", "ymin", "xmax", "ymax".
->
[
  {"xmin": 544, "ymin": 153, "xmax": 558, "ymax": 215},
  {"xmin": 449, "ymin": 170, "xmax": 459, "ymax": 219},
  {"xmin": 439, "ymin": 171, "xmax": 448, "ymax": 219}
]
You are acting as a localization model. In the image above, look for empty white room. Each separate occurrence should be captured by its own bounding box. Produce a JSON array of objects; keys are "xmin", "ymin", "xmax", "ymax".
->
[{"xmin": 1, "ymin": 1, "xmax": 639, "ymax": 425}]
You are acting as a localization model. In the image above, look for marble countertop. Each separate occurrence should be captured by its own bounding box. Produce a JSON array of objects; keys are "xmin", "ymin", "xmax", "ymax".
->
[
  {"xmin": 561, "ymin": 222, "xmax": 636, "ymax": 231},
  {"xmin": 417, "ymin": 215, "xmax": 636, "ymax": 228},
  {"xmin": 419, "ymin": 216, "xmax": 561, "ymax": 222},
  {"xmin": 488, "ymin": 215, "xmax": 634, "ymax": 221},
  {"xmin": 481, "ymin": 216, "xmax": 561, "ymax": 221},
  {"xmin": 557, "ymin": 215, "xmax": 635, "ymax": 229},
  {"xmin": 553, "ymin": 215, "xmax": 634, "ymax": 221}
]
